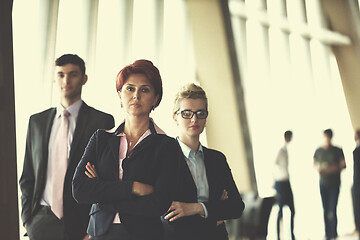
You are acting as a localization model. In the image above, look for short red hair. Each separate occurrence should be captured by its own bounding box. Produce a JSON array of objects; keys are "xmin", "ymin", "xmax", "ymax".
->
[{"xmin": 116, "ymin": 59, "xmax": 163, "ymax": 108}]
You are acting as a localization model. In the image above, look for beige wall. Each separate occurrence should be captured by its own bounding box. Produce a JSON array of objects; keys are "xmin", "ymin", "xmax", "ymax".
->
[
  {"xmin": 185, "ymin": 0, "xmax": 254, "ymax": 193},
  {"xmin": 323, "ymin": 0, "xmax": 360, "ymax": 130}
]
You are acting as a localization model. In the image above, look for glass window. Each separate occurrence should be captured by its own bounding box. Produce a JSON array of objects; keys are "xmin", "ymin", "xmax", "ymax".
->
[{"xmin": 230, "ymin": 0, "xmax": 354, "ymax": 238}]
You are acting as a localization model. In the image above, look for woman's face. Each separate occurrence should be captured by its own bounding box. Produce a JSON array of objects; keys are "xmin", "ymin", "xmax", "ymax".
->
[
  {"xmin": 118, "ymin": 73, "xmax": 159, "ymax": 117},
  {"xmin": 174, "ymin": 98, "xmax": 207, "ymax": 139}
]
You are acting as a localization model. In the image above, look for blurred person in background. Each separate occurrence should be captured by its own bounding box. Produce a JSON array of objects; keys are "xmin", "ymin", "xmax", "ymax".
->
[
  {"xmin": 352, "ymin": 130, "xmax": 360, "ymax": 239},
  {"xmin": 273, "ymin": 130, "xmax": 295, "ymax": 240},
  {"xmin": 314, "ymin": 129, "xmax": 346, "ymax": 240}
]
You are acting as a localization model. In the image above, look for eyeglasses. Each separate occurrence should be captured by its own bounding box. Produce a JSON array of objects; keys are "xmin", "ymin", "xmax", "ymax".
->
[{"xmin": 176, "ymin": 110, "xmax": 208, "ymax": 119}]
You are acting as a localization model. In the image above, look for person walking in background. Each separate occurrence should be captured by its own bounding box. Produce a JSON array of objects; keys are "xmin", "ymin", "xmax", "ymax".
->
[
  {"xmin": 161, "ymin": 83, "xmax": 244, "ymax": 240},
  {"xmin": 19, "ymin": 54, "xmax": 115, "ymax": 240},
  {"xmin": 72, "ymin": 60, "xmax": 180, "ymax": 240},
  {"xmin": 314, "ymin": 129, "xmax": 346, "ymax": 240},
  {"xmin": 274, "ymin": 130, "xmax": 295, "ymax": 240},
  {"xmin": 353, "ymin": 130, "xmax": 360, "ymax": 238}
]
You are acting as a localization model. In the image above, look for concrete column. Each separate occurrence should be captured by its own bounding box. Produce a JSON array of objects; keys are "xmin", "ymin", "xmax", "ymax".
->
[
  {"xmin": 185, "ymin": 0, "xmax": 255, "ymax": 192},
  {"xmin": 322, "ymin": 0, "xmax": 360, "ymax": 129}
]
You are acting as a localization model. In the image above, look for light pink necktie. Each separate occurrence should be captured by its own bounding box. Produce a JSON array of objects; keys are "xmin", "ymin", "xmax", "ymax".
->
[{"xmin": 51, "ymin": 110, "xmax": 70, "ymax": 219}]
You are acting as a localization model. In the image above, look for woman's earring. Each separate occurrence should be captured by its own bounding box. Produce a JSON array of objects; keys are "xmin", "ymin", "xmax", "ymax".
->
[{"xmin": 121, "ymin": 102, "xmax": 123, "ymax": 108}]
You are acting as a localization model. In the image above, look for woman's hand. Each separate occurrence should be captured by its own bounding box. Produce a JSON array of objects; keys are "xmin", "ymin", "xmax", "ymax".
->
[
  {"xmin": 85, "ymin": 162, "xmax": 98, "ymax": 179},
  {"xmin": 220, "ymin": 189, "xmax": 228, "ymax": 201},
  {"xmin": 164, "ymin": 201, "xmax": 205, "ymax": 222},
  {"xmin": 132, "ymin": 181, "xmax": 154, "ymax": 196},
  {"xmin": 82, "ymin": 234, "xmax": 90, "ymax": 240},
  {"xmin": 216, "ymin": 189, "xmax": 229, "ymax": 226}
]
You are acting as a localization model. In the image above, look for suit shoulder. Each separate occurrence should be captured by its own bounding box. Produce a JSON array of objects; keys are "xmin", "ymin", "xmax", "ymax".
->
[
  {"xmin": 153, "ymin": 134, "xmax": 177, "ymax": 144},
  {"xmin": 94, "ymin": 128, "xmax": 114, "ymax": 138},
  {"xmin": 29, "ymin": 108, "xmax": 55, "ymax": 121},
  {"xmin": 354, "ymin": 148, "xmax": 360, "ymax": 160},
  {"xmin": 203, "ymin": 148, "xmax": 231, "ymax": 172},
  {"xmin": 203, "ymin": 147, "xmax": 226, "ymax": 161},
  {"xmin": 86, "ymin": 105, "xmax": 113, "ymax": 119},
  {"xmin": 151, "ymin": 135, "xmax": 179, "ymax": 154}
]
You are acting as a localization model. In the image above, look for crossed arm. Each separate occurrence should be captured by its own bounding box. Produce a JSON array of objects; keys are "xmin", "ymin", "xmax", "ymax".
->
[
  {"xmin": 73, "ymin": 131, "xmax": 180, "ymax": 217},
  {"xmin": 164, "ymin": 190, "xmax": 229, "ymax": 225},
  {"xmin": 85, "ymin": 162, "xmax": 153, "ymax": 197},
  {"xmin": 85, "ymin": 163, "xmax": 228, "ymax": 224}
]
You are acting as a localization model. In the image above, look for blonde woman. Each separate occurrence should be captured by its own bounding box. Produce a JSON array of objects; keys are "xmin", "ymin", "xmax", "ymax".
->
[{"xmin": 162, "ymin": 83, "xmax": 244, "ymax": 240}]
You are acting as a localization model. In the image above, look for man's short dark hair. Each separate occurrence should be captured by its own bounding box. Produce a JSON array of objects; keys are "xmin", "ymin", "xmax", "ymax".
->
[
  {"xmin": 284, "ymin": 130, "xmax": 293, "ymax": 140},
  {"xmin": 55, "ymin": 54, "xmax": 86, "ymax": 75},
  {"xmin": 324, "ymin": 129, "xmax": 333, "ymax": 139}
]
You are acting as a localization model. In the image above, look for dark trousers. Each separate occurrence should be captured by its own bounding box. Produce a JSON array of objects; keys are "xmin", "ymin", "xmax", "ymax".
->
[
  {"xmin": 352, "ymin": 186, "xmax": 360, "ymax": 231},
  {"xmin": 275, "ymin": 180, "xmax": 295, "ymax": 240},
  {"xmin": 320, "ymin": 181, "xmax": 340, "ymax": 239},
  {"xmin": 26, "ymin": 206, "xmax": 65, "ymax": 240},
  {"xmin": 90, "ymin": 224, "xmax": 135, "ymax": 240}
]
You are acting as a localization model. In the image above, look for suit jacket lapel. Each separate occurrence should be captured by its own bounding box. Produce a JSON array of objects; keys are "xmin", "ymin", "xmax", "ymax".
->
[
  {"xmin": 69, "ymin": 102, "xmax": 89, "ymax": 163},
  {"xmin": 107, "ymin": 134, "xmax": 121, "ymax": 179},
  {"xmin": 109, "ymin": 135, "xmax": 120, "ymax": 163},
  {"xmin": 41, "ymin": 108, "xmax": 56, "ymax": 177},
  {"xmin": 203, "ymin": 148, "xmax": 216, "ymax": 201},
  {"xmin": 178, "ymin": 153, "xmax": 198, "ymax": 200},
  {"xmin": 109, "ymin": 122, "xmax": 124, "ymax": 163}
]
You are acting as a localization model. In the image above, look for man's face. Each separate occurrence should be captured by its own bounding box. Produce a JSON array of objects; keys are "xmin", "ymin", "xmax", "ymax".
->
[
  {"xmin": 324, "ymin": 134, "xmax": 332, "ymax": 146},
  {"xmin": 55, "ymin": 64, "xmax": 87, "ymax": 101}
]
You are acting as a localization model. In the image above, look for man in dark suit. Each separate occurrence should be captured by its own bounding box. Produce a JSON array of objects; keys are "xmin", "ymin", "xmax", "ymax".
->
[
  {"xmin": 19, "ymin": 54, "xmax": 114, "ymax": 240},
  {"xmin": 353, "ymin": 130, "xmax": 360, "ymax": 238}
]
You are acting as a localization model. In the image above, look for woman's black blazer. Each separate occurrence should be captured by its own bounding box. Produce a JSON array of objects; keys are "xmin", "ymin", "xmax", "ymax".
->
[
  {"xmin": 72, "ymin": 122, "xmax": 180, "ymax": 240},
  {"xmin": 162, "ymin": 145, "xmax": 245, "ymax": 240}
]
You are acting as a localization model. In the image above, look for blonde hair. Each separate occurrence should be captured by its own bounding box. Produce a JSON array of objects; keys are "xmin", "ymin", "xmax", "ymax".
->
[{"xmin": 173, "ymin": 83, "xmax": 208, "ymax": 113}]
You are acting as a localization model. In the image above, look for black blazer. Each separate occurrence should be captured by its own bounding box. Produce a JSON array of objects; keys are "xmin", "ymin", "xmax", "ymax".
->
[
  {"xmin": 19, "ymin": 102, "xmax": 114, "ymax": 240},
  {"xmin": 72, "ymin": 122, "xmax": 181, "ymax": 240},
  {"xmin": 162, "ymin": 145, "xmax": 245, "ymax": 240}
]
